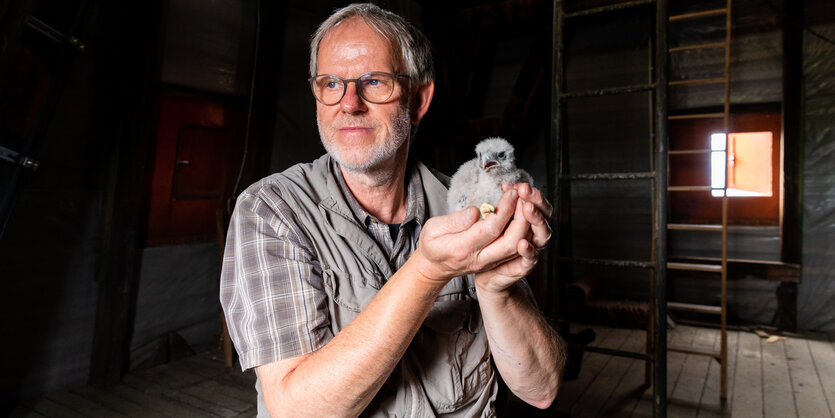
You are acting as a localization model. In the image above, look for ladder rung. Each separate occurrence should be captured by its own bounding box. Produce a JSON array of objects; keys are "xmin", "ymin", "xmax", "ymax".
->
[
  {"xmin": 668, "ymin": 301, "xmax": 723, "ymax": 314},
  {"xmin": 561, "ymin": 171, "xmax": 655, "ymax": 181},
  {"xmin": 669, "ymin": 149, "xmax": 711, "ymax": 155},
  {"xmin": 669, "ymin": 8, "xmax": 728, "ymax": 22},
  {"xmin": 564, "ymin": 0, "xmax": 656, "ymax": 19},
  {"xmin": 668, "ymin": 113, "xmax": 725, "ymax": 120},
  {"xmin": 669, "ymin": 77, "xmax": 726, "ymax": 87},
  {"xmin": 569, "ymin": 344, "xmax": 653, "ymax": 361},
  {"xmin": 669, "ymin": 42, "xmax": 726, "ymax": 53},
  {"xmin": 668, "ymin": 186, "xmax": 713, "ymax": 192},
  {"xmin": 668, "ymin": 223, "xmax": 723, "ymax": 231},
  {"xmin": 668, "ymin": 262, "xmax": 723, "ymax": 272},
  {"xmin": 558, "ymin": 257, "xmax": 655, "ymax": 269},
  {"xmin": 560, "ymin": 83, "xmax": 655, "ymax": 99},
  {"xmin": 668, "ymin": 345, "xmax": 722, "ymax": 359}
]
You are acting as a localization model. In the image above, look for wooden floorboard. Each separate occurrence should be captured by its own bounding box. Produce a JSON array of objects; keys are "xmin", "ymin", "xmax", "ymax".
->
[
  {"xmin": 121, "ymin": 372, "xmax": 240, "ymax": 417},
  {"xmin": 71, "ymin": 386, "xmax": 162, "ymax": 417},
  {"xmin": 808, "ymin": 335, "xmax": 835, "ymax": 417},
  {"xmin": 597, "ymin": 328, "xmax": 649, "ymax": 417},
  {"xmin": 731, "ymin": 330, "xmax": 764, "ymax": 418},
  {"xmin": 762, "ymin": 334, "xmax": 797, "ymax": 418},
  {"xmin": 669, "ymin": 325, "xmax": 701, "ymax": 417},
  {"xmin": 629, "ymin": 326, "xmax": 679, "ymax": 418},
  {"xmin": 12, "ymin": 328, "xmax": 835, "ymax": 417},
  {"xmin": 46, "ymin": 390, "xmax": 128, "ymax": 417},
  {"xmin": 571, "ymin": 327, "xmax": 637, "ymax": 417},
  {"xmin": 8, "ymin": 405, "xmax": 47, "ymax": 417},
  {"xmin": 671, "ymin": 326, "xmax": 717, "ymax": 417},
  {"xmin": 785, "ymin": 336, "xmax": 832, "ymax": 418},
  {"xmin": 552, "ymin": 323, "xmax": 835, "ymax": 418},
  {"xmin": 554, "ymin": 324, "xmax": 619, "ymax": 413},
  {"xmin": 695, "ymin": 329, "xmax": 726, "ymax": 418},
  {"xmin": 21, "ymin": 398, "xmax": 86, "ymax": 418},
  {"xmin": 111, "ymin": 383, "xmax": 213, "ymax": 417}
]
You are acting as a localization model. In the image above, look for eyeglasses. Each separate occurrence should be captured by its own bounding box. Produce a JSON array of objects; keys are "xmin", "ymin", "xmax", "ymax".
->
[{"xmin": 308, "ymin": 71, "xmax": 410, "ymax": 105}]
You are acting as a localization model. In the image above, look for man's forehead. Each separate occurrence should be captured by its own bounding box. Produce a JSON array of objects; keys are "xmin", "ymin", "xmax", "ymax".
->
[{"xmin": 318, "ymin": 19, "xmax": 397, "ymax": 71}]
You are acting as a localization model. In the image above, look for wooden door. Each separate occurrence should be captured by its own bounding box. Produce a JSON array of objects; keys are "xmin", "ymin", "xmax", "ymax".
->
[{"xmin": 145, "ymin": 88, "xmax": 244, "ymax": 246}]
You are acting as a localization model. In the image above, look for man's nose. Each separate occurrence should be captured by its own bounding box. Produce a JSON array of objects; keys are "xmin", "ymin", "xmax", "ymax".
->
[{"xmin": 340, "ymin": 81, "xmax": 367, "ymax": 113}]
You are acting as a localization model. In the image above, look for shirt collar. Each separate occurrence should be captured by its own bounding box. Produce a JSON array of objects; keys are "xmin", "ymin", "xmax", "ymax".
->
[{"xmin": 330, "ymin": 158, "xmax": 425, "ymax": 227}]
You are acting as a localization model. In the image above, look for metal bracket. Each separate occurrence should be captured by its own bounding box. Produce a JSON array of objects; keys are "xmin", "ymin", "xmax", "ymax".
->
[
  {"xmin": 23, "ymin": 15, "xmax": 86, "ymax": 53},
  {"xmin": 0, "ymin": 144, "xmax": 40, "ymax": 171}
]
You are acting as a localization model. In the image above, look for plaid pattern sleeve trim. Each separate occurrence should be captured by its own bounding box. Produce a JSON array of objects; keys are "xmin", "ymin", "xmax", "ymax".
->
[{"xmin": 220, "ymin": 188, "xmax": 333, "ymax": 371}]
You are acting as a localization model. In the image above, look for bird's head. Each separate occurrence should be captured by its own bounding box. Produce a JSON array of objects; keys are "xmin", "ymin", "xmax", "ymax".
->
[{"xmin": 475, "ymin": 137, "xmax": 516, "ymax": 174}]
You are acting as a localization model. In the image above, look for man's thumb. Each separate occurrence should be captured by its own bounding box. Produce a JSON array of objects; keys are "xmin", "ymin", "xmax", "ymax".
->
[{"xmin": 451, "ymin": 206, "xmax": 480, "ymax": 231}]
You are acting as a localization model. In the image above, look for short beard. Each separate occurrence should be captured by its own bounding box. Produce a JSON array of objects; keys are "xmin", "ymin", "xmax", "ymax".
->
[{"xmin": 318, "ymin": 104, "xmax": 412, "ymax": 179}]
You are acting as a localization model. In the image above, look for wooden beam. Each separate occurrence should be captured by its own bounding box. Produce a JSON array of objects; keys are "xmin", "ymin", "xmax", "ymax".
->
[
  {"xmin": 89, "ymin": 0, "xmax": 162, "ymax": 386},
  {"xmin": 779, "ymin": 0, "xmax": 803, "ymax": 332}
]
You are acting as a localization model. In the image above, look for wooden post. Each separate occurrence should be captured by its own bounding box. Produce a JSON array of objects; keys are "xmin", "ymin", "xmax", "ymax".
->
[{"xmin": 778, "ymin": 0, "xmax": 803, "ymax": 332}]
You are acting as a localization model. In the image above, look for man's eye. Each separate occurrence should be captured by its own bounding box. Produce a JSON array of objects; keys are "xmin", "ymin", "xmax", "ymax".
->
[{"xmin": 326, "ymin": 81, "xmax": 339, "ymax": 89}]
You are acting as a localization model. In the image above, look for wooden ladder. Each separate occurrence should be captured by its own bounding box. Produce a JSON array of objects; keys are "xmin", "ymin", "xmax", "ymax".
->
[{"xmin": 665, "ymin": 0, "xmax": 733, "ymax": 400}]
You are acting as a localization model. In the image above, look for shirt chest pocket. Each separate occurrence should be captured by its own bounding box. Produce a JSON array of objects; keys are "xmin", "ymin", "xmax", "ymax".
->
[{"xmin": 321, "ymin": 265, "xmax": 385, "ymax": 331}]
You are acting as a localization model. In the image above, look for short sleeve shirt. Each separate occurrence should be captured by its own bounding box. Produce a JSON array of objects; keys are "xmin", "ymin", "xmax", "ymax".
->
[{"xmin": 220, "ymin": 159, "xmax": 427, "ymax": 370}]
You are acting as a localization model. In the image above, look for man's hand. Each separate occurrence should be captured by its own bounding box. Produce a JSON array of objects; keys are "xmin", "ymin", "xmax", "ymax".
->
[
  {"xmin": 475, "ymin": 182, "xmax": 552, "ymax": 293},
  {"xmin": 411, "ymin": 188, "xmax": 524, "ymax": 286}
]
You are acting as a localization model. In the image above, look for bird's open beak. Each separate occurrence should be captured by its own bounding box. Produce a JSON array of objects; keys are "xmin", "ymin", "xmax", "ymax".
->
[{"xmin": 481, "ymin": 160, "xmax": 498, "ymax": 171}]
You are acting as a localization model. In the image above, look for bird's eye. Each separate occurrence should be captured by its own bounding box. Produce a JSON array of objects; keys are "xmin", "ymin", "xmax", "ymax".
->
[{"xmin": 497, "ymin": 152, "xmax": 506, "ymax": 159}]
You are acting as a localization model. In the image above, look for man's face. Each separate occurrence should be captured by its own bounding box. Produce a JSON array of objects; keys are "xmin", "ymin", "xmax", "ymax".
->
[{"xmin": 315, "ymin": 19, "xmax": 412, "ymax": 173}]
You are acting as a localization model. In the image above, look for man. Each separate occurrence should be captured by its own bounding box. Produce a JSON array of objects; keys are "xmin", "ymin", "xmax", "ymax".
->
[{"xmin": 220, "ymin": 3, "xmax": 565, "ymax": 416}]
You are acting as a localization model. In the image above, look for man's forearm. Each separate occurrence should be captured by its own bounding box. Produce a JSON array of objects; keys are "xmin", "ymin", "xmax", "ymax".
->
[
  {"xmin": 477, "ymin": 282, "xmax": 565, "ymax": 409},
  {"xmin": 259, "ymin": 256, "xmax": 443, "ymax": 417}
]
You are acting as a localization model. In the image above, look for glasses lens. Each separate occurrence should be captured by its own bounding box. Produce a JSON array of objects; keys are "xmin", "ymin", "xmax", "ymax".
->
[
  {"xmin": 358, "ymin": 72, "xmax": 395, "ymax": 103},
  {"xmin": 311, "ymin": 75, "xmax": 344, "ymax": 105}
]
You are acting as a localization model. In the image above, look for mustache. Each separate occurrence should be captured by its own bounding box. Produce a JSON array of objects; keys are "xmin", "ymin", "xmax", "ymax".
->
[{"xmin": 330, "ymin": 116, "xmax": 380, "ymax": 130}]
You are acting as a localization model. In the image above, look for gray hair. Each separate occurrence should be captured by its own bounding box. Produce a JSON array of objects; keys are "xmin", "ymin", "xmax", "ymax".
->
[{"xmin": 309, "ymin": 3, "xmax": 434, "ymax": 89}]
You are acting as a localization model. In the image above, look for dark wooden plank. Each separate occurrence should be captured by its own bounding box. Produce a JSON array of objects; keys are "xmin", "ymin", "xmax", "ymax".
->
[
  {"xmin": 672, "ymin": 326, "xmax": 717, "ymax": 416},
  {"xmin": 696, "ymin": 328, "xmax": 732, "ymax": 418},
  {"xmin": 554, "ymin": 325, "xmax": 616, "ymax": 413},
  {"xmin": 184, "ymin": 354, "xmax": 257, "ymax": 391},
  {"xmin": 808, "ymin": 336, "xmax": 835, "ymax": 416},
  {"xmin": 47, "ymin": 390, "xmax": 128, "ymax": 417},
  {"xmin": 192, "ymin": 350, "xmax": 232, "ymax": 366},
  {"xmin": 232, "ymin": 408, "xmax": 257, "ymax": 418},
  {"xmin": 597, "ymin": 328, "xmax": 649, "ymax": 417},
  {"xmin": 185, "ymin": 352, "xmax": 233, "ymax": 370},
  {"xmin": 182, "ymin": 378, "xmax": 258, "ymax": 413},
  {"xmin": 205, "ymin": 372, "xmax": 258, "ymax": 403},
  {"xmin": 111, "ymin": 383, "xmax": 215, "ymax": 417},
  {"xmin": 7, "ymin": 406, "xmax": 46, "ymax": 417},
  {"xmin": 761, "ymin": 336, "xmax": 796, "ymax": 418},
  {"xmin": 731, "ymin": 331, "xmax": 763, "ymax": 418},
  {"xmin": 22, "ymin": 398, "xmax": 85, "ymax": 418},
  {"xmin": 571, "ymin": 327, "xmax": 637, "ymax": 417},
  {"xmin": 668, "ymin": 325, "xmax": 701, "ymax": 417},
  {"xmin": 785, "ymin": 337, "xmax": 831, "ymax": 417},
  {"xmin": 172, "ymin": 355, "xmax": 228, "ymax": 380},
  {"xmin": 88, "ymin": 0, "xmax": 161, "ymax": 384},
  {"xmin": 726, "ymin": 330, "xmax": 739, "ymax": 405},
  {"xmin": 668, "ymin": 325, "xmax": 697, "ymax": 394},
  {"xmin": 71, "ymin": 386, "xmax": 161, "ymax": 417},
  {"xmin": 629, "ymin": 325, "xmax": 680, "ymax": 418},
  {"xmin": 122, "ymin": 373, "xmax": 238, "ymax": 417},
  {"xmin": 134, "ymin": 361, "xmax": 210, "ymax": 389}
]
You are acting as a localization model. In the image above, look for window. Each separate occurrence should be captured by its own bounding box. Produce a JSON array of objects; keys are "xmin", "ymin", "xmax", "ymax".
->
[{"xmin": 711, "ymin": 132, "xmax": 773, "ymax": 197}]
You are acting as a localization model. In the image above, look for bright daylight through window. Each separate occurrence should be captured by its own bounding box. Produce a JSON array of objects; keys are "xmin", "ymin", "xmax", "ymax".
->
[{"xmin": 711, "ymin": 132, "xmax": 773, "ymax": 197}]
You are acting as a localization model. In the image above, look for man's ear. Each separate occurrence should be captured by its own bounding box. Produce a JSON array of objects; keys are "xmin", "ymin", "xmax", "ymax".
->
[{"xmin": 410, "ymin": 81, "xmax": 434, "ymax": 124}]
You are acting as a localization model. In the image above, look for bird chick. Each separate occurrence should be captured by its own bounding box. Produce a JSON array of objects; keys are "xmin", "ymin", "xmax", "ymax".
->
[{"xmin": 447, "ymin": 137, "xmax": 533, "ymax": 218}]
